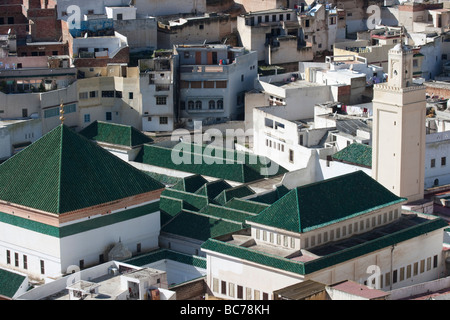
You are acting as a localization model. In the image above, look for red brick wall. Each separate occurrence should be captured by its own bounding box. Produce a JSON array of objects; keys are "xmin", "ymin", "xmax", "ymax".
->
[
  {"xmin": 27, "ymin": 7, "xmax": 61, "ymax": 41},
  {"xmin": 0, "ymin": 4, "xmax": 29, "ymax": 38}
]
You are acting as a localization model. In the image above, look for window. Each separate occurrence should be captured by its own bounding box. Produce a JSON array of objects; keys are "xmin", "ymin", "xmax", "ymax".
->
[
  {"xmin": 263, "ymin": 292, "xmax": 269, "ymax": 300},
  {"xmin": 420, "ymin": 259, "xmax": 425, "ymax": 273},
  {"xmin": 204, "ymin": 81, "xmax": 215, "ymax": 88},
  {"xmin": 254, "ymin": 290, "xmax": 260, "ymax": 300},
  {"xmin": 199, "ymin": 24, "xmax": 204, "ymax": 30},
  {"xmin": 246, "ymin": 288, "xmax": 252, "ymax": 300},
  {"xmin": 79, "ymin": 260, "xmax": 84, "ymax": 269},
  {"xmin": 213, "ymin": 278, "xmax": 219, "ymax": 293},
  {"xmin": 160, "ymin": 117, "xmax": 168, "ymax": 125},
  {"xmin": 216, "ymin": 81, "xmax": 227, "ymax": 88},
  {"xmin": 99, "ymin": 254, "xmax": 105, "ymax": 264},
  {"xmin": 385, "ymin": 272, "xmax": 390, "ymax": 287},
  {"xmin": 431, "ymin": 158, "xmax": 436, "ymax": 168},
  {"xmin": 400, "ymin": 267, "xmax": 405, "ymax": 281},
  {"xmin": 0, "ymin": 18, "xmax": 4, "ymax": 25},
  {"xmin": 190, "ymin": 81, "xmax": 202, "ymax": 89},
  {"xmin": 209, "ymin": 100, "xmax": 216, "ymax": 109},
  {"xmin": 14, "ymin": 252, "xmax": 19, "ymax": 267},
  {"xmin": 442, "ymin": 157, "xmax": 446, "ymax": 166},
  {"xmin": 102, "ymin": 90, "xmax": 115, "ymax": 98},
  {"xmin": 241, "ymin": 75, "xmax": 245, "ymax": 82},
  {"xmin": 156, "ymin": 96, "xmax": 167, "ymax": 105},
  {"xmin": 117, "ymin": 13, "xmax": 123, "ymax": 20},
  {"xmin": 79, "ymin": 92, "xmax": 89, "ymax": 100},
  {"xmin": 228, "ymin": 283, "xmax": 235, "ymax": 298},
  {"xmin": 406, "ymin": 265, "xmax": 412, "ymax": 279},
  {"xmin": 413, "ymin": 262, "xmax": 418, "ymax": 276},
  {"xmin": 8, "ymin": 17, "xmax": 14, "ymax": 25},
  {"xmin": 221, "ymin": 281, "xmax": 226, "ymax": 295},
  {"xmin": 195, "ymin": 101, "xmax": 202, "ymax": 110},
  {"xmin": 289, "ymin": 149, "xmax": 294, "ymax": 163},
  {"xmin": 90, "ymin": 91, "xmax": 98, "ymax": 98},
  {"xmin": 6, "ymin": 250, "xmax": 10, "ymax": 264},
  {"xmin": 115, "ymin": 91, "xmax": 122, "ymax": 98},
  {"xmin": 188, "ymin": 101, "xmax": 194, "ymax": 110},
  {"xmin": 217, "ymin": 100, "xmax": 224, "ymax": 109},
  {"xmin": 40, "ymin": 260, "xmax": 45, "ymax": 275},
  {"xmin": 106, "ymin": 112, "xmax": 112, "ymax": 121},
  {"xmin": 434, "ymin": 255, "xmax": 438, "ymax": 268},
  {"xmin": 84, "ymin": 114, "xmax": 91, "ymax": 123},
  {"xmin": 393, "ymin": 270, "xmax": 397, "ymax": 283},
  {"xmin": 237, "ymin": 286, "xmax": 243, "ymax": 299},
  {"xmin": 23, "ymin": 255, "xmax": 27, "ymax": 270}
]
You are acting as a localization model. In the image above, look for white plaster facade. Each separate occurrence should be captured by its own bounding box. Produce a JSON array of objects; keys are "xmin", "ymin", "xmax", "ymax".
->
[{"xmin": 0, "ymin": 200, "xmax": 161, "ymax": 281}]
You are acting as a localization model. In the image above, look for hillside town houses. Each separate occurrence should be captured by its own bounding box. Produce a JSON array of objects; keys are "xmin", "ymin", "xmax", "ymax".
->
[{"xmin": 0, "ymin": 0, "xmax": 450, "ymax": 304}]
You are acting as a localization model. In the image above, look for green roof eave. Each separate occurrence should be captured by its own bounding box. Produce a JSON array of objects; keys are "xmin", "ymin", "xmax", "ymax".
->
[{"xmin": 202, "ymin": 217, "xmax": 447, "ymax": 275}]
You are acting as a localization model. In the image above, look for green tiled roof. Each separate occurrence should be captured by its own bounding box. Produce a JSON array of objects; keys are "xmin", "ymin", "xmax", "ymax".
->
[
  {"xmin": 248, "ymin": 171, "xmax": 406, "ymax": 233},
  {"xmin": 223, "ymin": 198, "xmax": 270, "ymax": 214},
  {"xmin": 134, "ymin": 142, "xmax": 287, "ymax": 183},
  {"xmin": 213, "ymin": 185, "xmax": 255, "ymax": 205},
  {"xmin": 332, "ymin": 143, "xmax": 372, "ymax": 168},
  {"xmin": 161, "ymin": 210, "xmax": 245, "ymax": 241},
  {"xmin": 0, "ymin": 268, "xmax": 26, "ymax": 298},
  {"xmin": 200, "ymin": 204, "xmax": 257, "ymax": 224},
  {"xmin": 248, "ymin": 185, "xmax": 290, "ymax": 205},
  {"xmin": 124, "ymin": 248, "xmax": 207, "ymax": 271},
  {"xmin": 201, "ymin": 217, "xmax": 448, "ymax": 275},
  {"xmin": 196, "ymin": 180, "xmax": 233, "ymax": 200},
  {"xmin": 181, "ymin": 175, "xmax": 209, "ymax": 193},
  {"xmin": 0, "ymin": 125, "xmax": 164, "ymax": 214},
  {"xmin": 79, "ymin": 121, "xmax": 153, "ymax": 147},
  {"xmin": 162, "ymin": 188, "xmax": 210, "ymax": 211}
]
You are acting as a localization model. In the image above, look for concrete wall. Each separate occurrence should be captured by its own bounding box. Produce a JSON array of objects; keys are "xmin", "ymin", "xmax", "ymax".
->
[{"xmin": 133, "ymin": 0, "xmax": 207, "ymax": 17}]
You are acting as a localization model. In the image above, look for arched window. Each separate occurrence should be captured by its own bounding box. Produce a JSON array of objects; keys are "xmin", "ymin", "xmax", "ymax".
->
[
  {"xmin": 188, "ymin": 100, "xmax": 194, "ymax": 110},
  {"xmin": 209, "ymin": 100, "xmax": 216, "ymax": 109},
  {"xmin": 217, "ymin": 99, "xmax": 224, "ymax": 109},
  {"xmin": 434, "ymin": 179, "xmax": 439, "ymax": 186},
  {"xmin": 195, "ymin": 101, "xmax": 202, "ymax": 110}
]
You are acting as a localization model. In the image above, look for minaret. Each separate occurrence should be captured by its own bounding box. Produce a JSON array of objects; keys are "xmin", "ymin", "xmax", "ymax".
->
[{"xmin": 371, "ymin": 44, "xmax": 426, "ymax": 202}]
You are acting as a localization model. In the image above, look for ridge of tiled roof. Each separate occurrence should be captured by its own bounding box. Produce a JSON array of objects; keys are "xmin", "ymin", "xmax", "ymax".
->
[
  {"xmin": 161, "ymin": 210, "xmax": 245, "ymax": 241},
  {"xmin": 332, "ymin": 143, "xmax": 372, "ymax": 168},
  {"xmin": 0, "ymin": 125, "xmax": 164, "ymax": 214},
  {"xmin": 79, "ymin": 121, "xmax": 153, "ymax": 147},
  {"xmin": 248, "ymin": 171, "xmax": 406, "ymax": 233}
]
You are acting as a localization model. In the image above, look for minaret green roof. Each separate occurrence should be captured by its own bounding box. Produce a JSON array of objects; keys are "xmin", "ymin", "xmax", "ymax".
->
[{"xmin": 0, "ymin": 125, "xmax": 164, "ymax": 214}]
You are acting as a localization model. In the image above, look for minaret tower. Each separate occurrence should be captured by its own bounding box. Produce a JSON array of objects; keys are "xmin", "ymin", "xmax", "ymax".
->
[{"xmin": 371, "ymin": 43, "xmax": 426, "ymax": 202}]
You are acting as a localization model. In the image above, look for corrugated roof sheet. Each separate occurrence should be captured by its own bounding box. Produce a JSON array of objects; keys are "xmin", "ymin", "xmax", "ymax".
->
[{"xmin": 0, "ymin": 125, "xmax": 164, "ymax": 214}]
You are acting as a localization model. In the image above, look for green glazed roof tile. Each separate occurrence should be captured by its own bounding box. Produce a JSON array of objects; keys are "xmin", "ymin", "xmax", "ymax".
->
[
  {"xmin": 332, "ymin": 143, "xmax": 372, "ymax": 168},
  {"xmin": 0, "ymin": 269, "xmax": 26, "ymax": 298},
  {"xmin": 79, "ymin": 121, "xmax": 153, "ymax": 147},
  {"xmin": 248, "ymin": 171, "xmax": 406, "ymax": 233},
  {"xmin": 0, "ymin": 125, "xmax": 164, "ymax": 214}
]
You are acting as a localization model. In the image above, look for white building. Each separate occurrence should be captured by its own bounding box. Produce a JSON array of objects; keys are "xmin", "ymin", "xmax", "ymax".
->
[
  {"xmin": 0, "ymin": 125, "xmax": 165, "ymax": 281},
  {"xmin": 201, "ymin": 171, "xmax": 448, "ymax": 300},
  {"xmin": 175, "ymin": 44, "xmax": 258, "ymax": 127},
  {"xmin": 237, "ymin": 8, "xmax": 313, "ymax": 65},
  {"xmin": 139, "ymin": 51, "xmax": 178, "ymax": 132}
]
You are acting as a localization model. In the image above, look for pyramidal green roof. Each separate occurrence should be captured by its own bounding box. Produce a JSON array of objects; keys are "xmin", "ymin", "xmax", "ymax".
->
[
  {"xmin": 79, "ymin": 121, "xmax": 153, "ymax": 147},
  {"xmin": 0, "ymin": 125, "xmax": 164, "ymax": 214},
  {"xmin": 248, "ymin": 171, "xmax": 406, "ymax": 233}
]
